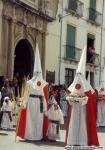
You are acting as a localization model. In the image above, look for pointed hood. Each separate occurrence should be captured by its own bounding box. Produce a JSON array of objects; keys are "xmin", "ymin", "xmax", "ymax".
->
[
  {"xmin": 33, "ymin": 43, "xmax": 42, "ymax": 78},
  {"xmin": 29, "ymin": 43, "xmax": 48, "ymax": 90},
  {"xmin": 76, "ymin": 46, "xmax": 87, "ymax": 77},
  {"xmin": 68, "ymin": 46, "xmax": 94, "ymax": 95}
]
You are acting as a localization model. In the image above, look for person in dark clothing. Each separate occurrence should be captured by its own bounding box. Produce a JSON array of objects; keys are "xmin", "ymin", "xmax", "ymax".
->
[
  {"xmin": 12, "ymin": 78, "xmax": 19, "ymax": 101},
  {"xmin": 0, "ymin": 76, "xmax": 5, "ymax": 90},
  {"xmin": 87, "ymin": 46, "xmax": 95, "ymax": 63}
]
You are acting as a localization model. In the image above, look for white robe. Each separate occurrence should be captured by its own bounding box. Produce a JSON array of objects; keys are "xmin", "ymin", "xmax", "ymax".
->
[
  {"xmin": 66, "ymin": 96, "xmax": 88, "ymax": 145},
  {"xmin": 1, "ymin": 101, "xmax": 13, "ymax": 129},
  {"xmin": 48, "ymin": 105, "xmax": 64, "ymax": 140},
  {"xmin": 60, "ymin": 90, "xmax": 67, "ymax": 117},
  {"xmin": 97, "ymin": 100, "xmax": 105, "ymax": 126},
  {"xmin": 24, "ymin": 81, "xmax": 47, "ymax": 141}
]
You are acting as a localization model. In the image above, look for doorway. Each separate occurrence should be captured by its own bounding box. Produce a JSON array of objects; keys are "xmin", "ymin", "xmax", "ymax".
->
[{"xmin": 14, "ymin": 39, "xmax": 34, "ymax": 78}]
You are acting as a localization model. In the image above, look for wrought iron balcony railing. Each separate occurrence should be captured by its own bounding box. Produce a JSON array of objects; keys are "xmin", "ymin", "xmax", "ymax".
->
[
  {"xmin": 64, "ymin": 45, "xmax": 100, "ymax": 67},
  {"xmin": 87, "ymin": 8, "xmax": 102, "ymax": 26},
  {"xmin": 66, "ymin": 0, "xmax": 84, "ymax": 17},
  {"xmin": 63, "ymin": 45, "xmax": 82, "ymax": 62},
  {"xmin": 86, "ymin": 52, "xmax": 100, "ymax": 67}
]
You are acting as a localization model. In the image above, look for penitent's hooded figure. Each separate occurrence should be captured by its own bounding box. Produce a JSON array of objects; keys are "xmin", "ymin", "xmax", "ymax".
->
[
  {"xmin": 65, "ymin": 46, "xmax": 99, "ymax": 146},
  {"xmin": 17, "ymin": 44, "xmax": 48, "ymax": 140},
  {"xmin": 97, "ymin": 66, "xmax": 105, "ymax": 127}
]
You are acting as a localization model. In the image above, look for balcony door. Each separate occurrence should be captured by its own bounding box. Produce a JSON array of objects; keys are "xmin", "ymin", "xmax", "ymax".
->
[
  {"xmin": 90, "ymin": 0, "xmax": 96, "ymax": 9},
  {"xmin": 68, "ymin": 0, "xmax": 77, "ymax": 11},
  {"xmin": 66, "ymin": 25, "xmax": 76, "ymax": 59},
  {"xmin": 89, "ymin": 0, "xmax": 96, "ymax": 21}
]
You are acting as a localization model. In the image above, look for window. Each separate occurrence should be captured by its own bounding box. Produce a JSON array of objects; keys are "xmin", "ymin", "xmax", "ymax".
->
[
  {"xmin": 68, "ymin": 0, "xmax": 77, "ymax": 11},
  {"xmin": 87, "ymin": 34, "xmax": 95, "ymax": 63},
  {"xmin": 66, "ymin": 25, "xmax": 76, "ymax": 59},
  {"xmin": 89, "ymin": 0, "xmax": 96, "ymax": 21},
  {"xmin": 90, "ymin": 0, "xmax": 96, "ymax": 9},
  {"xmin": 65, "ymin": 68, "xmax": 75, "ymax": 86}
]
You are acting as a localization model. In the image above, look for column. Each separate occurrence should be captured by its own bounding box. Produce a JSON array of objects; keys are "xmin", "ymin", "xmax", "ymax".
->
[
  {"xmin": 0, "ymin": 1, "xmax": 3, "ymax": 76},
  {"xmin": 7, "ymin": 19, "xmax": 15, "ymax": 79}
]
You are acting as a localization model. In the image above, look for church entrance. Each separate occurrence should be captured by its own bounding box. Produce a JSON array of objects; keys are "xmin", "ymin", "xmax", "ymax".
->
[{"xmin": 14, "ymin": 39, "xmax": 34, "ymax": 78}]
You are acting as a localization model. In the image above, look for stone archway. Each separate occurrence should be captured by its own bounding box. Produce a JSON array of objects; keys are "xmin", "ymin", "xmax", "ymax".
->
[{"xmin": 14, "ymin": 39, "xmax": 34, "ymax": 78}]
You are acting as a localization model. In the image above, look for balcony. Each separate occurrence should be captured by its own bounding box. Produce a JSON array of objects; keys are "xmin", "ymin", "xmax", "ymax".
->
[
  {"xmin": 63, "ymin": 45, "xmax": 100, "ymax": 67},
  {"xmin": 39, "ymin": 0, "xmax": 58, "ymax": 20},
  {"xmin": 66, "ymin": 0, "xmax": 84, "ymax": 17},
  {"xmin": 63, "ymin": 45, "xmax": 82, "ymax": 63},
  {"xmin": 87, "ymin": 8, "xmax": 102, "ymax": 26},
  {"xmin": 10, "ymin": 0, "xmax": 58, "ymax": 21},
  {"xmin": 86, "ymin": 52, "xmax": 100, "ymax": 67}
]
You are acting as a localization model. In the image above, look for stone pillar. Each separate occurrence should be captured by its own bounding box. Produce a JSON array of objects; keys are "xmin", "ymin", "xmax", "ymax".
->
[
  {"xmin": 0, "ymin": 1, "xmax": 3, "ymax": 76},
  {"xmin": 7, "ymin": 19, "xmax": 14, "ymax": 79},
  {"xmin": 2, "ymin": 17, "xmax": 9, "ymax": 77}
]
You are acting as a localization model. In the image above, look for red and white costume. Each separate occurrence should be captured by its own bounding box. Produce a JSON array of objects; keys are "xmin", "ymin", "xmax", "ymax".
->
[
  {"xmin": 97, "ymin": 70, "xmax": 105, "ymax": 127},
  {"xmin": 65, "ymin": 46, "xmax": 99, "ymax": 146},
  {"xmin": 16, "ymin": 44, "xmax": 48, "ymax": 140},
  {"xmin": 1, "ymin": 97, "xmax": 13, "ymax": 129},
  {"xmin": 48, "ymin": 96, "xmax": 64, "ymax": 140}
]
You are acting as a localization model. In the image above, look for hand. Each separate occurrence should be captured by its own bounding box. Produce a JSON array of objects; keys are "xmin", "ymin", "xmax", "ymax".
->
[{"xmin": 44, "ymin": 111, "xmax": 47, "ymax": 116}]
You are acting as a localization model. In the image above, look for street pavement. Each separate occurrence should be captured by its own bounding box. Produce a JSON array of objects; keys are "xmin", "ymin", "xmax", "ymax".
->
[{"xmin": 0, "ymin": 126, "xmax": 105, "ymax": 150}]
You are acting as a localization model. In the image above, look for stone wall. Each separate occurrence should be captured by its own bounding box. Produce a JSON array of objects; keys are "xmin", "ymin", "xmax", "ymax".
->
[{"xmin": 0, "ymin": 0, "xmax": 49, "ymax": 78}]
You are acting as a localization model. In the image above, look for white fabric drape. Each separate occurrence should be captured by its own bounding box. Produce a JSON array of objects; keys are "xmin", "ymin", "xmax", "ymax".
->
[
  {"xmin": 24, "ymin": 81, "xmax": 47, "ymax": 140},
  {"xmin": 66, "ymin": 96, "xmax": 88, "ymax": 145},
  {"xmin": 48, "ymin": 105, "xmax": 64, "ymax": 140}
]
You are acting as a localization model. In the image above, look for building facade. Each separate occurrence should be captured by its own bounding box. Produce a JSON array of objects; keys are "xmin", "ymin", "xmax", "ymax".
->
[
  {"xmin": 46, "ymin": 0, "xmax": 105, "ymax": 88},
  {"xmin": 0, "ymin": 0, "xmax": 58, "ymax": 79}
]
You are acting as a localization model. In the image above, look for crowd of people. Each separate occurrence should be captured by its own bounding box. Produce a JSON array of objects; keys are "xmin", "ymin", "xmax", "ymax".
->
[{"xmin": 0, "ymin": 74, "xmax": 29, "ymax": 129}]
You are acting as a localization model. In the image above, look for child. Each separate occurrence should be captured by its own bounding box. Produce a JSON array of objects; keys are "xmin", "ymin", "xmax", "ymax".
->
[
  {"xmin": 1, "ymin": 97, "xmax": 13, "ymax": 129},
  {"xmin": 48, "ymin": 95, "xmax": 64, "ymax": 141}
]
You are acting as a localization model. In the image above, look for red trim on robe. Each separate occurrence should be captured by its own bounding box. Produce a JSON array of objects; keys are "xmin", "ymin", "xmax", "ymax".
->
[
  {"xmin": 65, "ymin": 90, "xmax": 99, "ymax": 146},
  {"xmin": 16, "ymin": 84, "xmax": 49, "ymax": 140},
  {"xmin": 85, "ymin": 91, "xmax": 99, "ymax": 146},
  {"xmin": 17, "ymin": 108, "xmax": 27, "ymax": 138},
  {"xmin": 43, "ymin": 85, "xmax": 49, "ymax": 140},
  {"xmin": 65, "ymin": 102, "xmax": 72, "ymax": 145}
]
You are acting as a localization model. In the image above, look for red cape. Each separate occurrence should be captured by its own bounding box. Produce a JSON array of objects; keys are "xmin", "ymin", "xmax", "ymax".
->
[
  {"xmin": 17, "ymin": 85, "xmax": 49, "ymax": 139},
  {"xmin": 65, "ymin": 90, "xmax": 99, "ymax": 146}
]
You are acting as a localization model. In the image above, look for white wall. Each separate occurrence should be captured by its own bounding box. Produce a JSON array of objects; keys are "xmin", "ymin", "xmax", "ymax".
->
[{"xmin": 46, "ymin": 0, "xmax": 105, "ymax": 87}]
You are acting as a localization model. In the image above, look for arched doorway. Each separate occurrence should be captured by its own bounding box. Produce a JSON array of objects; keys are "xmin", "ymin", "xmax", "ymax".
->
[{"xmin": 14, "ymin": 39, "xmax": 34, "ymax": 78}]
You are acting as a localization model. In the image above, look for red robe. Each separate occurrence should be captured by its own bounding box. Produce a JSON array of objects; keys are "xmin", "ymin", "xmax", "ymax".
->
[
  {"xmin": 16, "ymin": 84, "xmax": 49, "ymax": 140},
  {"xmin": 65, "ymin": 90, "xmax": 99, "ymax": 146}
]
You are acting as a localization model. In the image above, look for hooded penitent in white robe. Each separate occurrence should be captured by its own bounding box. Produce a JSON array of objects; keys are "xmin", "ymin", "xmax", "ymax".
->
[
  {"xmin": 65, "ymin": 46, "xmax": 99, "ymax": 146},
  {"xmin": 17, "ymin": 44, "xmax": 48, "ymax": 141},
  {"xmin": 24, "ymin": 80, "xmax": 47, "ymax": 140},
  {"xmin": 97, "ymin": 82, "xmax": 105, "ymax": 127},
  {"xmin": 97, "ymin": 100, "xmax": 105, "ymax": 127},
  {"xmin": 48, "ymin": 96, "xmax": 64, "ymax": 140}
]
